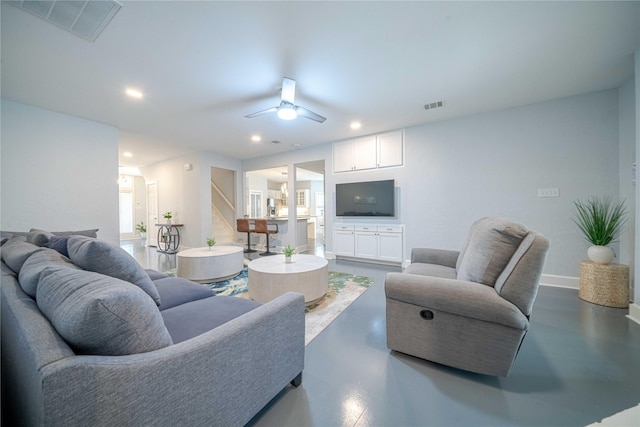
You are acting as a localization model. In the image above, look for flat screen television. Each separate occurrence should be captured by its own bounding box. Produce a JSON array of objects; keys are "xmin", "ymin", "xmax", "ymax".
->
[{"xmin": 335, "ymin": 179, "xmax": 395, "ymax": 217}]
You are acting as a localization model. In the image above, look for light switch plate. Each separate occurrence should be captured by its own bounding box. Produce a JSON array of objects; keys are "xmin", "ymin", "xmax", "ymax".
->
[{"xmin": 538, "ymin": 188, "xmax": 559, "ymax": 198}]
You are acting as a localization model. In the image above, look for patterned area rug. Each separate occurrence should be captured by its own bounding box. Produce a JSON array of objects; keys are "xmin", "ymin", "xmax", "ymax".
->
[{"xmin": 165, "ymin": 267, "xmax": 374, "ymax": 345}]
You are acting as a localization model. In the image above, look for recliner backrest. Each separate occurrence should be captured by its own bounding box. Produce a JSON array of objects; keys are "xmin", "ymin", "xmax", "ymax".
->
[{"xmin": 456, "ymin": 217, "xmax": 529, "ymax": 287}]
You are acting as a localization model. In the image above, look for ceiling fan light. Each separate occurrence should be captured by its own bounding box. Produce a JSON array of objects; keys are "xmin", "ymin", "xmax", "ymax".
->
[{"xmin": 277, "ymin": 105, "xmax": 297, "ymax": 120}]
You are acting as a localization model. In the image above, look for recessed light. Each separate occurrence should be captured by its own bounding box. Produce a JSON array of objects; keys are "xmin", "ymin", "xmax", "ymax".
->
[
  {"xmin": 350, "ymin": 121, "xmax": 361, "ymax": 130},
  {"xmin": 123, "ymin": 152, "xmax": 133, "ymax": 158},
  {"xmin": 251, "ymin": 135, "xmax": 261, "ymax": 142},
  {"xmin": 125, "ymin": 88, "xmax": 143, "ymax": 99}
]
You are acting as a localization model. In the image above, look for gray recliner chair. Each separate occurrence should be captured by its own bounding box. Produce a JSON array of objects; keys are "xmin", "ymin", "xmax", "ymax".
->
[{"xmin": 385, "ymin": 217, "xmax": 550, "ymax": 376}]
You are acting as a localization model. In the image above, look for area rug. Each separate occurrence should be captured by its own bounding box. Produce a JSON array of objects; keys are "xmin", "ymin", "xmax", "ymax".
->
[{"xmin": 164, "ymin": 267, "xmax": 374, "ymax": 345}]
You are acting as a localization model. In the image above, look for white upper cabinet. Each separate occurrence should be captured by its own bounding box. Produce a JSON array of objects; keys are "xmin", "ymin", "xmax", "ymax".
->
[
  {"xmin": 333, "ymin": 130, "xmax": 403, "ymax": 173},
  {"xmin": 377, "ymin": 130, "xmax": 404, "ymax": 168}
]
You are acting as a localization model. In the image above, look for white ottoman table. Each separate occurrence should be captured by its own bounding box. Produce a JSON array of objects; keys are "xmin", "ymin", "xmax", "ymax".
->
[
  {"xmin": 248, "ymin": 254, "xmax": 328, "ymax": 304},
  {"xmin": 177, "ymin": 246, "xmax": 244, "ymax": 283}
]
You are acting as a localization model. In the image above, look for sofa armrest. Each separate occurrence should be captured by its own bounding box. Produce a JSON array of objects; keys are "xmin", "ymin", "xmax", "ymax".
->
[
  {"xmin": 38, "ymin": 292, "xmax": 305, "ymax": 427},
  {"xmin": 384, "ymin": 273, "xmax": 528, "ymax": 330},
  {"xmin": 410, "ymin": 248, "xmax": 459, "ymax": 268}
]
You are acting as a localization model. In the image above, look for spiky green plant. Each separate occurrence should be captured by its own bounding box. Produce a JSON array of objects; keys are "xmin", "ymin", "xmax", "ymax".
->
[{"xmin": 572, "ymin": 196, "xmax": 627, "ymax": 246}]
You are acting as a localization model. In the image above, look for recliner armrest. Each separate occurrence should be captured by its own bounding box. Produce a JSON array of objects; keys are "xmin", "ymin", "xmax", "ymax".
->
[
  {"xmin": 384, "ymin": 272, "xmax": 528, "ymax": 330},
  {"xmin": 410, "ymin": 248, "xmax": 459, "ymax": 268}
]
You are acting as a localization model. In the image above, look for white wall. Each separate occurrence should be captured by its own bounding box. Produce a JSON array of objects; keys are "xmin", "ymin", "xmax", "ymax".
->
[
  {"xmin": 243, "ymin": 90, "xmax": 622, "ymax": 278},
  {"xmin": 403, "ymin": 90, "xmax": 620, "ymax": 277},
  {"xmin": 1, "ymin": 100, "xmax": 119, "ymax": 243},
  {"xmin": 140, "ymin": 150, "xmax": 242, "ymax": 249},
  {"xmin": 619, "ymin": 78, "xmax": 636, "ymax": 297}
]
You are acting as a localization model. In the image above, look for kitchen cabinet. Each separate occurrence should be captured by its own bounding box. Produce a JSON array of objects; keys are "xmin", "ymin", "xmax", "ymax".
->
[
  {"xmin": 334, "ymin": 223, "xmax": 403, "ymax": 263},
  {"xmin": 296, "ymin": 189, "xmax": 309, "ymax": 207},
  {"xmin": 333, "ymin": 130, "xmax": 403, "ymax": 173}
]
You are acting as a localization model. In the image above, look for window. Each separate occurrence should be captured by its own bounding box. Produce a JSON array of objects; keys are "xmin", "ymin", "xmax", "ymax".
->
[{"xmin": 119, "ymin": 175, "xmax": 134, "ymax": 235}]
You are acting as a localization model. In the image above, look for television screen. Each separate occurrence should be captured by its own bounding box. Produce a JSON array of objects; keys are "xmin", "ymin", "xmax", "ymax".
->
[{"xmin": 335, "ymin": 180, "xmax": 395, "ymax": 217}]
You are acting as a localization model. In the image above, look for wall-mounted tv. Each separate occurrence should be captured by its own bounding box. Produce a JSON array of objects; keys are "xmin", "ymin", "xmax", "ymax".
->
[{"xmin": 335, "ymin": 179, "xmax": 395, "ymax": 217}]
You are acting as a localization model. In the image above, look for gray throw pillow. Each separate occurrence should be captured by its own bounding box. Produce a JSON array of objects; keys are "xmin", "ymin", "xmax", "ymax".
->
[
  {"xmin": 456, "ymin": 217, "xmax": 529, "ymax": 287},
  {"xmin": 67, "ymin": 236, "xmax": 161, "ymax": 305},
  {"xmin": 36, "ymin": 268, "xmax": 173, "ymax": 356},
  {"xmin": 0, "ymin": 237, "xmax": 43, "ymax": 274},
  {"xmin": 27, "ymin": 229, "xmax": 55, "ymax": 247},
  {"xmin": 46, "ymin": 235, "xmax": 70, "ymax": 257},
  {"xmin": 19, "ymin": 248, "xmax": 79, "ymax": 298}
]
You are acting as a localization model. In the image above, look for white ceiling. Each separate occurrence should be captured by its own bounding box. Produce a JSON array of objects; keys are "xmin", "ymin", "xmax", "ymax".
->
[{"xmin": 2, "ymin": 1, "xmax": 639, "ymax": 169}]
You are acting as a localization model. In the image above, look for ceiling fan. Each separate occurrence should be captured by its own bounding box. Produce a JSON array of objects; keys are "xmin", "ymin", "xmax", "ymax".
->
[{"xmin": 245, "ymin": 77, "xmax": 327, "ymax": 123}]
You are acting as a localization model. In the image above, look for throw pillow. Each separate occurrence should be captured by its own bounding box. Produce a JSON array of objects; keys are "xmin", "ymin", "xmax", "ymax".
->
[
  {"xmin": 46, "ymin": 235, "xmax": 70, "ymax": 257},
  {"xmin": 456, "ymin": 217, "xmax": 529, "ymax": 287},
  {"xmin": 0, "ymin": 237, "xmax": 43, "ymax": 274},
  {"xmin": 27, "ymin": 229, "xmax": 55, "ymax": 247},
  {"xmin": 19, "ymin": 248, "xmax": 79, "ymax": 298},
  {"xmin": 67, "ymin": 236, "xmax": 161, "ymax": 305},
  {"xmin": 36, "ymin": 268, "xmax": 173, "ymax": 356}
]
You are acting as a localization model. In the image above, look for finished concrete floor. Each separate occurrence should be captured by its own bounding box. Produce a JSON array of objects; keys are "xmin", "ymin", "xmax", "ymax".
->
[{"xmin": 123, "ymin": 240, "xmax": 640, "ymax": 427}]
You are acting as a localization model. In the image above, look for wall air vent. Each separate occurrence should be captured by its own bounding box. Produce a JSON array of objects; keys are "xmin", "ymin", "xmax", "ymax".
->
[
  {"xmin": 424, "ymin": 100, "xmax": 445, "ymax": 111},
  {"xmin": 8, "ymin": 0, "xmax": 122, "ymax": 42}
]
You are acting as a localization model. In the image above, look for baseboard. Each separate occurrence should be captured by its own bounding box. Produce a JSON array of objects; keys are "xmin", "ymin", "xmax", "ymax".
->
[
  {"xmin": 325, "ymin": 251, "xmax": 335, "ymax": 260},
  {"xmin": 627, "ymin": 303, "xmax": 640, "ymax": 325},
  {"xmin": 540, "ymin": 274, "xmax": 579, "ymax": 289}
]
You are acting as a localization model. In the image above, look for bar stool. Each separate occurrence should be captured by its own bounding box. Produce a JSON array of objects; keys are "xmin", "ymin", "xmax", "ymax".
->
[
  {"xmin": 254, "ymin": 219, "xmax": 278, "ymax": 256},
  {"xmin": 236, "ymin": 219, "xmax": 256, "ymax": 253}
]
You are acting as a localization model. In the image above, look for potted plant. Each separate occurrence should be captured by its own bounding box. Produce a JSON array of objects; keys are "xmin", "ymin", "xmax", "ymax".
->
[
  {"xmin": 283, "ymin": 244, "xmax": 295, "ymax": 263},
  {"xmin": 163, "ymin": 211, "xmax": 173, "ymax": 225},
  {"xmin": 572, "ymin": 196, "xmax": 627, "ymax": 264},
  {"xmin": 136, "ymin": 222, "xmax": 147, "ymax": 239},
  {"xmin": 206, "ymin": 237, "xmax": 216, "ymax": 250}
]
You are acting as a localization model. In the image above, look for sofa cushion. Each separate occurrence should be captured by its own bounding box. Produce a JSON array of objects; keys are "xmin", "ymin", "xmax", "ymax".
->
[
  {"xmin": 154, "ymin": 276, "xmax": 214, "ymax": 311},
  {"xmin": 161, "ymin": 296, "xmax": 261, "ymax": 344},
  {"xmin": 67, "ymin": 236, "xmax": 161, "ymax": 305},
  {"xmin": 46, "ymin": 235, "xmax": 70, "ymax": 257},
  {"xmin": 146, "ymin": 269, "xmax": 168, "ymax": 281},
  {"xmin": 404, "ymin": 262, "xmax": 456, "ymax": 280},
  {"xmin": 19, "ymin": 248, "xmax": 79, "ymax": 298},
  {"xmin": 1, "ymin": 237, "xmax": 44, "ymax": 274},
  {"xmin": 36, "ymin": 268, "xmax": 173, "ymax": 355},
  {"xmin": 51, "ymin": 228, "xmax": 99, "ymax": 238},
  {"xmin": 456, "ymin": 217, "xmax": 529, "ymax": 287},
  {"xmin": 27, "ymin": 229, "xmax": 55, "ymax": 247}
]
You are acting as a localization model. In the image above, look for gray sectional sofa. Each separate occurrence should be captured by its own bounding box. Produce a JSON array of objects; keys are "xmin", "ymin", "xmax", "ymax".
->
[{"xmin": 1, "ymin": 229, "xmax": 305, "ymax": 426}]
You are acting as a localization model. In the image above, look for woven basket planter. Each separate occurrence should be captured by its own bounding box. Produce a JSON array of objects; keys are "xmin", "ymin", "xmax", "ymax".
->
[{"xmin": 579, "ymin": 261, "xmax": 629, "ymax": 308}]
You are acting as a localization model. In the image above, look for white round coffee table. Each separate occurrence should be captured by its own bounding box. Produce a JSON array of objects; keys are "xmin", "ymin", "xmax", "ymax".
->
[
  {"xmin": 248, "ymin": 254, "xmax": 328, "ymax": 304},
  {"xmin": 177, "ymin": 246, "xmax": 244, "ymax": 282}
]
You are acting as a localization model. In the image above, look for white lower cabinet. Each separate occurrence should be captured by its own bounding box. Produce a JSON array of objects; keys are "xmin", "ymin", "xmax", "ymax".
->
[
  {"xmin": 333, "ymin": 226, "xmax": 355, "ymax": 256},
  {"xmin": 334, "ymin": 224, "xmax": 403, "ymax": 263}
]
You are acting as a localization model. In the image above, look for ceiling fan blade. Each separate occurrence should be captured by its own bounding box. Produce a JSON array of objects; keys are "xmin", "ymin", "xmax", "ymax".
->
[
  {"xmin": 281, "ymin": 77, "xmax": 296, "ymax": 104},
  {"xmin": 295, "ymin": 106, "xmax": 327, "ymax": 123},
  {"xmin": 244, "ymin": 106, "xmax": 278, "ymax": 118}
]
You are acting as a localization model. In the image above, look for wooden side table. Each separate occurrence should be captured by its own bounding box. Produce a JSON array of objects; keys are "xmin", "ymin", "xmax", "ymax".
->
[{"xmin": 579, "ymin": 261, "xmax": 629, "ymax": 308}]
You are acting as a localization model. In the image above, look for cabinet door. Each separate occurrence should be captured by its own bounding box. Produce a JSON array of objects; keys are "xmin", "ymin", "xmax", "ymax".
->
[
  {"xmin": 377, "ymin": 130, "xmax": 403, "ymax": 168},
  {"xmin": 378, "ymin": 232, "xmax": 403, "ymax": 262},
  {"xmin": 355, "ymin": 231, "xmax": 378, "ymax": 259},
  {"xmin": 334, "ymin": 230, "xmax": 355, "ymax": 256},
  {"xmin": 352, "ymin": 136, "xmax": 377, "ymax": 170},
  {"xmin": 333, "ymin": 140, "xmax": 354, "ymax": 173}
]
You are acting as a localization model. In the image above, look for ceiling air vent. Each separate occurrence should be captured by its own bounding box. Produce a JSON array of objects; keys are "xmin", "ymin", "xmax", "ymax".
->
[
  {"xmin": 271, "ymin": 140, "xmax": 282, "ymax": 144},
  {"xmin": 8, "ymin": 0, "xmax": 122, "ymax": 42},
  {"xmin": 424, "ymin": 100, "xmax": 445, "ymax": 111}
]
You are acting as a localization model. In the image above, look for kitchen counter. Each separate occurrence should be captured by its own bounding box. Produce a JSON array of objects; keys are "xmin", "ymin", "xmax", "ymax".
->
[{"xmin": 239, "ymin": 218, "xmax": 308, "ymax": 252}]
